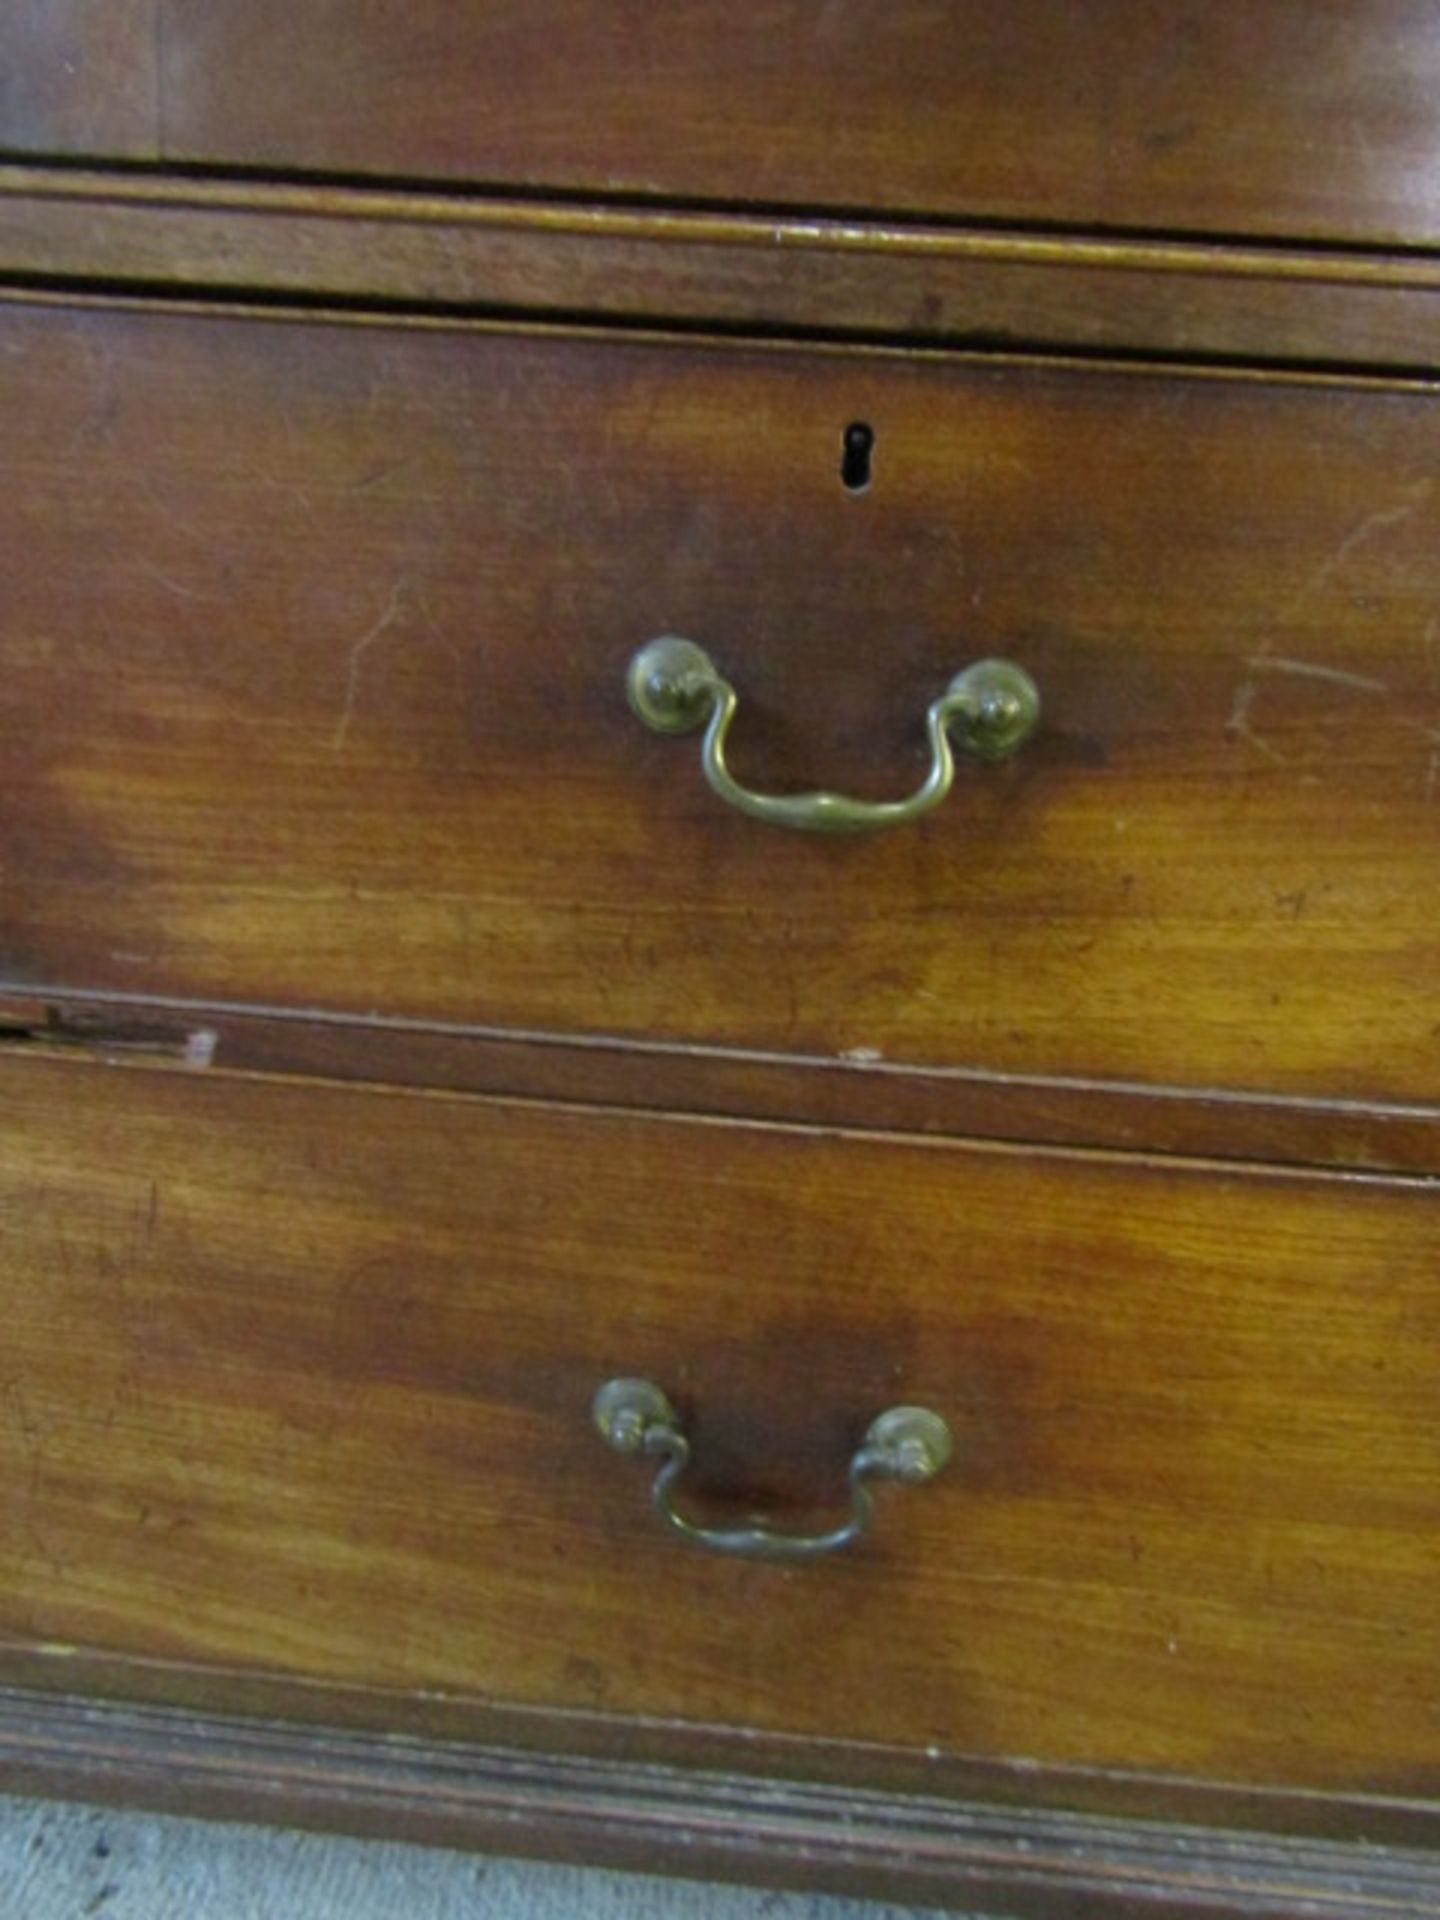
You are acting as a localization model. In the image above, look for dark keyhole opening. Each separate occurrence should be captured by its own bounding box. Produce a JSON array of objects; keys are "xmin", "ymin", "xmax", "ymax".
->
[{"xmin": 841, "ymin": 421, "xmax": 874, "ymax": 492}]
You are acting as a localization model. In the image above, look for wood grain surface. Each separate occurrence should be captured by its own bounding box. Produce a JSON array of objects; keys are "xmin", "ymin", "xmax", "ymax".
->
[
  {"xmin": 0, "ymin": 1053, "xmax": 1435, "ymax": 1797},
  {"xmin": 0, "ymin": 3, "xmax": 156, "ymax": 164},
  {"xmin": 5, "ymin": 989, "xmax": 1440, "ymax": 1180},
  {"xmin": 4, "ymin": 5, "xmax": 1440, "ymax": 1905},
  {"xmin": 3, "ymin": 294, "xmax": 1440, "ymax": 1106},
  {"xmin": 2, "ymin": 1692, "xmax": 1438, "ymax": 1920},
  {"xmin": 10, "ymin": 5, "xmax": 1440, "ymax": 250},
  {"xmin": 13, "ymin": 167, "xmax": 1440, "ymax": 375}
]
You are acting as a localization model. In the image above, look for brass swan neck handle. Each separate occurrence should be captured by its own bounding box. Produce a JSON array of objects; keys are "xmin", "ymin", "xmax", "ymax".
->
[
  {"xmin": 593, "ymin": 1378, "xmax": 953, "ymax": 1562},
  {"xmin": 626, "ymin": 636, "xmax": 1039, "ymax": 833}
]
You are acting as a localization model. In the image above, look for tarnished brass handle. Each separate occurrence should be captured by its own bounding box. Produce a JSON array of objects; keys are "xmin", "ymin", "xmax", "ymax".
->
[
  {"xmin": 626, "ymin": 636, "xmax": 1039, "ymax": 832},
  {"xmin": 592, "ymin": 1378, "xmax": 953, "ymax": 1562}
]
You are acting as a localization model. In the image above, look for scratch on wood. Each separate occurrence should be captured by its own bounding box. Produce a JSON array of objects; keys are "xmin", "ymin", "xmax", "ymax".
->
[
  {"xmin": 255, "ymin": 462, "xmax": 315, "ymax": 515},
  {"xmin": 331, "ymin": 581, "xmax": 468, "ymax": 750},
  {"xmin": 1244, "ymin": 655, "xmax": 1388, "ymax": 694},
  {"xmin": 133, "ymin": 559, "xmax": 206, "ymax": 601},
  {"xmin": 1225, "ymin": 674, "xmax": 1289, "ymax": 765},
  {"xmin": 1283, "ymin": 482, "xmax": 1432, "ymax": 618},
  {"xmin": 332, "ymin": 581, "xmax": 407, "ymax": 750}
]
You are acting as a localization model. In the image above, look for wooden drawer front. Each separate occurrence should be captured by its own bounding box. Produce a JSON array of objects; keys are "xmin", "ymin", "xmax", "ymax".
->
[
  {"xmin": 8, "ymin": 5, "xmax": 1440, "ymax": 249},
  {"xmin": 5, "ymin": 297, "xmax": 1440, "ymax": 1104},
  {"xmin": 0, "ymin": 1054, "xmax": 1435, "ymax": 1796}
]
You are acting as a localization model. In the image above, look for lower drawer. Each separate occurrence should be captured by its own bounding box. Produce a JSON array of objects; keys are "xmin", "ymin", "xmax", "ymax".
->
[{"xmin": 0, "ymin": 1054, "xmax": 1435, "ymax": 1799}]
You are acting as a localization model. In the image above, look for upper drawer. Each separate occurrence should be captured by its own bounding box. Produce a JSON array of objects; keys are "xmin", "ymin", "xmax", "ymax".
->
[
  {"xmin": 3, "ymin": 295, "xmax": 1440, "ymax": 1104},
  {"xmin": 7, "ymin": 4, "xmax": 1440, "ymax": 248}
]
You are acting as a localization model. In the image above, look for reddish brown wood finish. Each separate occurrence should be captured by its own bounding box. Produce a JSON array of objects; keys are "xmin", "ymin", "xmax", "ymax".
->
[
  {"xmin": 3, "ymin": 294, "xmax": 1440, "ymax": 1106},
  {"xmin": 5, "ymin": 989, "xmax": 1440, "ymax": 1180},
  {"xmin": 0, "ymin": 4, "xmax": 156, "ymax": 163},
  {"xmin": 11, "ymin": 5, "xmax": 1440, "ymax": 250},
  {"xmin": 0, "ymin": 1688, "xmax": 1436, "ymax": 1920},
  {"xmin": 3, "ymin": 1638, "xmax": 1435, "ymax": 1852},
  {"xmin": 13, "ymin": 167, "xmax": 1440, "ymax": 374},
  {"xmin": 0, "ymin": 1053, "xmax": 1435, "ymax": 1798}
]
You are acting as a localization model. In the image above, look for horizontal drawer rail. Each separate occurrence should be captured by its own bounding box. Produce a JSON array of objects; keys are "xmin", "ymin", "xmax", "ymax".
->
[{"xmin": 6, "ymin": 167, "xmax": 1440, "ymax": 374}]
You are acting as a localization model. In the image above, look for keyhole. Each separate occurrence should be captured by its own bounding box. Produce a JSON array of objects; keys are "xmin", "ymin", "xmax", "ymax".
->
[{"xmin": 841, "ymin": 420, "xmax": 874, "ymax": 492}]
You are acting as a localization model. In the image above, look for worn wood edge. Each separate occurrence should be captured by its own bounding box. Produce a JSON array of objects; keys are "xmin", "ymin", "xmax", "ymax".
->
[
  {"xmin": 4, "ymin": 277, "xmax": 1440, "ymax": 398},
  {"xmin": 4, "ymin": 991, "xmax": 1437, "ymax": 1180},
  {"xmin": 6, "ymin": 164, "xmax": 1440, "ymax": 371},
  {"xmin": 0, "ymin": 1644, "xmax": 1434, "ymax": 1852},
  {"xmin": 0, "ymin": 1684, "xmax": 1432, "ymax": 1919},
  {"xmin": 13, "ymin": 163, "xmax": 1440, "ymax": 285}
]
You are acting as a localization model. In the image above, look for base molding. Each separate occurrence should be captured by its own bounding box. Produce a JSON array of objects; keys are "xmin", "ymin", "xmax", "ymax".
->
[{"xmin": 0, "ymin": 1687, "xmax": 1431, "ymax": 1919}]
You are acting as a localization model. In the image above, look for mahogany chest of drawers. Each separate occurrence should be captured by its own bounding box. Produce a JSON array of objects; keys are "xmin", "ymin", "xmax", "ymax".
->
[{"xmin": 0, "ymin": 9, "xmax": 1437, "ymax": 1915}]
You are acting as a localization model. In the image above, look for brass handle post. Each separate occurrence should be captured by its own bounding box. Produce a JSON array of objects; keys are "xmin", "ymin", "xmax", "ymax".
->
[
  {"xmin": 626, "ymin": 636, "xmax": 1039, "ymax": 833},
  {"xmin": 592, "ymin": 1378, "xmax": 952, "ymax": 1562}
]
